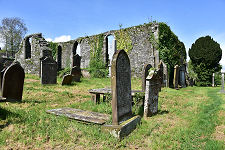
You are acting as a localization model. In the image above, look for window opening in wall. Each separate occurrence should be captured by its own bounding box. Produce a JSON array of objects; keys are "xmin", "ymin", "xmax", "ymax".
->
[
  {"xmin": 107, "ymin": 35, "xmax": 115, "ymax": 65},
  {"xmin": 25, "ymin": 37, "xmax": 31, "ymax": 59},
  {"xmin": 57, "ymin": 45, "xmax": 62, "ymax": 70}
]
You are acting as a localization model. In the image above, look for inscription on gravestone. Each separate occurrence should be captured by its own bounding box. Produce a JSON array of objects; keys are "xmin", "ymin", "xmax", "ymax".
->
[
  {"xmin": 111, "ymin": 50, "xmax": 132, "ymax": 125},
  {"xmin": 2, "ymin": 63, "xmax": 25, "ymax": 101},
  {"xmin": 41, "ymin": 57, "xmax": 57, "ymax": 84}
]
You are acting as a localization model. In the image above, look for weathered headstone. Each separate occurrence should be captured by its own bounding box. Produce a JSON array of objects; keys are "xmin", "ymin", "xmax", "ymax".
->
[
  {"xmin": 62, "ymin": 74, "xmax": 73, "ymax": 85},
  {"xmin": 72, "ymin": 54, "xmax": 81, "ymax": 68},
  {"xmin": 41, "ymin": 57, "xmax": 57, "ymax": 84},
  {"xmin": 173, "ymin": 65, "xmax": 179, "ymax": 89},
  {"xmin": 2, "ymin": 63, "xmax": 25, "ymax": 101},
  {"xmin": 221, "ymin": 72, "xmax": 225, "ymax": 93},
  {"xmin": 71, "ymin": 66, "xmax": 81, "ymax": 82},
  {"xmin": 212, "ymin": 73, "xmax": 215, "ymax": 87},
  {"xmin": 179, "ymin": 65, "xmax": 186, "ymax": 88},
  {"xmin": 102, "ymin": 50, "xmax": 140, "ymax": 139},
  {"xmin": 111, "ymin": 50, "xmax": 132, "ymax": 124},
  {"xmin": 144, "ymin": 68, "xmax": 161, "ymax": 117},
  {"xmin": 47, "ymin": 108, "xmax": 110, "ymax": 124},
  {"xmin": 142, "ymin": 64, "xmax": 152, "ymax": 91}
]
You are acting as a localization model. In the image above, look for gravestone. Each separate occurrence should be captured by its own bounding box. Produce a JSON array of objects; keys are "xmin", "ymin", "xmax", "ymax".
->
[
  {"xmin": 179, "ymin": 65, "xmax": 186, "ymax": 88},
  {"xmin": 2, "ymin": 63, "xmax": 25, "ymax": 101},
  {"xmin": 162, "ymin": 61, "xmax": 168, "ymax": 87},
  {"xmin": 144, "ymin": 68, "xmax": 161, "ymax": 117},
  {"xmin": 111, "ymin": 50, "xmax": 132, "ymax": 125},
  {"xmin": 62, "ymin": 74, "xmax": 73, "ymax": 85},
  {"xmin": 71, "ymin": 66, "xmax": 81, "ymax": 82},
  {"xmin": 212, "ymin": 73, "xmax": 215, "ymax": 87},
  {"xmin": 47, "ymin": 108, "xmax": 110, "ymax": 124},
  {"xmin": 142, "ymin": 64, "xmax": 152, "ymax": 91},
  {"xmin": 102, "ymin": 50, "xmax": 141, "ymax": 139},
  {"xmin": 158, "ymin": 62, "xmax": 164, "ymax": 88},
  {"xmin": 41, "ymin": 57, "xmax": 57, "ymax": 84},
  {"xmin": 173, "ymin": 65, "xmax": 179, "ymax": 89},
  {"xmin": 221, "ymin": 72, "xmax": 225, "ymax": 93},
  {"xmin": 72, "ymin": 54, "xmax": 81, "ymax": 68}
]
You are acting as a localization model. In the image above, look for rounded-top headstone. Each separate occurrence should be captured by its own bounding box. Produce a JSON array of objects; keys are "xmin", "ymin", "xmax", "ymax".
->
[
  {"xmin": 2, "ymin": 63, "xmax": 25, "ymax": 101},
  {"xmin": 111, "ymin": 49, "xmax": 132, "ymax": 125}
]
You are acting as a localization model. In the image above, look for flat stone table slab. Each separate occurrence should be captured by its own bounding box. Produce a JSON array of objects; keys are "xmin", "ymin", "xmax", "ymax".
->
[
  {"xmin": 88, "ymin": 88, "xmax": 144, "ymax": 104},
  {"xmin": 46, "ymin": 108, "xmax": 110, "ymax": 124}
]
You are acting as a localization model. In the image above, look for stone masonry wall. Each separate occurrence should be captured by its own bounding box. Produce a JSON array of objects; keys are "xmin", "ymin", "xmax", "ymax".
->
[
  {"xmin": 57, "ymin": 23, "xmax": 160, "ymax": 77},
  {"xmin": 15, "ymin": 23, "xmax": 163, "ymax": 77}
]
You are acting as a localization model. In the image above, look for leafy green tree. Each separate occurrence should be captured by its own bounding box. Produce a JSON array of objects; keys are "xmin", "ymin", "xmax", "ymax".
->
[
  {"xmin": 189, "ymin": 35, "xmax": 222, "ymax": 86},
  {"xmin": 0, "ymin": 17, "xmax": 27, "ymax": 58},
  {"xmin": 158, "ymin": 23, "xmax": 187, "ymax": 86}
]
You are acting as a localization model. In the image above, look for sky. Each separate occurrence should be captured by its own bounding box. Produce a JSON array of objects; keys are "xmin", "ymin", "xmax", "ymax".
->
[{"xmin": 0, "ymin": 0, "xmax": 225, "ymax": 69}]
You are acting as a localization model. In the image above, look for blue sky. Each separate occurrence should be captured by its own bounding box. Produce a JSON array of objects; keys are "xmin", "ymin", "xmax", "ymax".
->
[{"xmin": 0, "ymin": 0, "xmax": 225, "ymax": 69}]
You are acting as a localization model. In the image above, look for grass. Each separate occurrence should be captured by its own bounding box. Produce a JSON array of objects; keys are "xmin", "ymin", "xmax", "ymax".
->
[{"xmin": 0, "ymin": 74, "xmax": 224, "ymax": 149}]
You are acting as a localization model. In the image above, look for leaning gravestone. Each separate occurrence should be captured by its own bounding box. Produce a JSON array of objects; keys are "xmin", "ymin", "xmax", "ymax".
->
[
  {"xmin": 102, "ymin": 50, "xmax": 140, "ymax": 139},
  {"xmin": 71, "ymin": 66, "xmax": 81, "ymax": 82},
  {"xmin": 72, "ymin": 54, "xmax": 81, "ymax": 68},
  {"xmin": 62, "ymin": 74, "xmax": 73, "ymax": 85},
  {"xmin": 173, "ymin": 65, "xmax": 179, "ymax": 89},
  {"xmin": 41, "ymin": 57, "xmax": 57, "ymax": 84},
  {"xmin": 2, "ymin": 63, "xmax": 25, "ymax": 101},
  {"xmin": 142, "ymin": 64, "xmax": 152, "ymax": 92},
  {"xmin": 144, "ymin": 66, "xmax": 161, "ymax": 117}
]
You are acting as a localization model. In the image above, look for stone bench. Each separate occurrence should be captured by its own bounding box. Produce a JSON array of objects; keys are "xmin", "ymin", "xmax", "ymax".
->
[{"xmin": 88, "ymin": 88, "xmax": 144, "ymax": 104}]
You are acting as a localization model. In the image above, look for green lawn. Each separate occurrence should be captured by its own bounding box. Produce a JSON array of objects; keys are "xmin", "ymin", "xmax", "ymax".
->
[{"xmin": 0, "ymin": 74, "xmax": 224, "ymax": 149}]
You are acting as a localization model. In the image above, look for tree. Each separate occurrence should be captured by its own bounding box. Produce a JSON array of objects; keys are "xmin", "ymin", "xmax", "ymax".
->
[
  {"xmin": 0, "ymin": 17, "xmax": 28, "ymax": 58},
  {"xmin": 189, "ymin": 35, "xmax": 222, "ymax": 86}
]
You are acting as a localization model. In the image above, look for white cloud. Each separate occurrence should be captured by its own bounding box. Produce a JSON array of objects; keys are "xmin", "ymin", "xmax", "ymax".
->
[
  {"xmin": 45, "ymin": 35, "xmax": 71, "ymax": 43},
  {"xmin": 45, "ymin": 38, "xmax": 53, "ymax": 42}
]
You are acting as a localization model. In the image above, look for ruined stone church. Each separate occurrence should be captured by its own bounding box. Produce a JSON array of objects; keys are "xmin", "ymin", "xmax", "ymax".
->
[{"xmin": 15, "ymin": 22, "xmax": 166, "ymax": 78}]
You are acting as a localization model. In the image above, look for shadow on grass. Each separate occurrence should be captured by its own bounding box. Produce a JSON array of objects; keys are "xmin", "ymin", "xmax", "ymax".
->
[
  {"xmin": 136, "ymin": 106, "xmax": 169, "ymax": 117},
  {"xmin": 0, "ymin": 108, "xmax": 23, "ymax": 130}
]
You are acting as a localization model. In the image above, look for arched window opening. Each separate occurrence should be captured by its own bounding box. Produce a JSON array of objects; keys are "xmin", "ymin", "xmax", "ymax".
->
[
  {"xmin": 57, "ymin": 45, "xmax": 62, "ymax": 70},
  {"xmin": 25, "ymin": 37, "xmax": 31, "ymax": 59}
]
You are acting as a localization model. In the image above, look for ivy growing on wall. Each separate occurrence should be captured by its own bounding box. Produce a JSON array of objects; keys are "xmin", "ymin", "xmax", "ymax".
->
[
  {"xmin": 88, "ymin": 34, "xmax": 108, "ymax": 78},
  {"xmin": 115, "ymin": 25, "xmax": 133, "ymax": 53},
  {"xmin": 148, "ymin": 22, "xmax": 186, "ymax": 86},
  {"xmin": 48, "ymin": 41, "xmax": 58, "ymax": 60}
]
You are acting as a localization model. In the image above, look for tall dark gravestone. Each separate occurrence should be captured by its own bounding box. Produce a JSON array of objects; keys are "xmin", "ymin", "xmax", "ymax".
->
[
  {"xmin": 142, "ymin": 64, "xmax": 152, "ymax": 92},
  {"xmin": 2, "ymin": 63, "xmax": 25, "ymax": 101},
  {"xmin": 72, "ymin": 54, "xmax": 81, "ymax": 68},
  {"xmin": 102, "ymin": 50, "xmax": 141, "ymax": 139},
  {"xmin": 41, "ymin": 57, "xmax": 57, "ymax": 84},
  {"xmin": 111, "ymin": 50, "xmax": 132, "ymax": 125}
]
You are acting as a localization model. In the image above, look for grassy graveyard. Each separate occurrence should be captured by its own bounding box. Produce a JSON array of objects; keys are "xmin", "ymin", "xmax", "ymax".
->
[{"xmin": 0, "ymin": 74, "xmax": 224, "ymax": 149}]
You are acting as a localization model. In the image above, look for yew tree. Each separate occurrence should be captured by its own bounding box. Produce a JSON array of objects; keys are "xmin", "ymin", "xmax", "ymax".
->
[{"xmin": 189, "ymin": 35, "xmax": 222, "ymax": 86}]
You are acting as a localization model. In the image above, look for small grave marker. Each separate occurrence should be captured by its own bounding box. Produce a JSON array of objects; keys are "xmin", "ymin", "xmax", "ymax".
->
[{"xmin": 62, "ymin": 74, "xmax": 73, "ymax": 85}]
